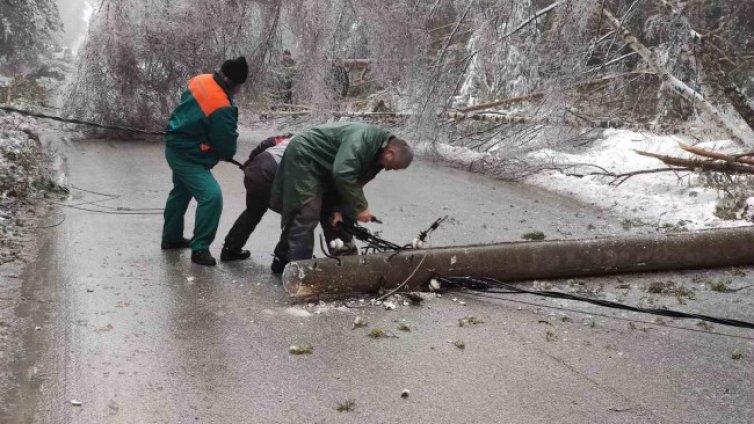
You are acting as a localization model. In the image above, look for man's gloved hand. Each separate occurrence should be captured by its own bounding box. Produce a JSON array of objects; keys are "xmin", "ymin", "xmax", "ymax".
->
[
  {"xmin": 329, "ymin": 211, "xmax": 344, "ymax": 227},
  {"xmin": 356, "ymin": 208, "xmax": 375, "ymax": 223}
]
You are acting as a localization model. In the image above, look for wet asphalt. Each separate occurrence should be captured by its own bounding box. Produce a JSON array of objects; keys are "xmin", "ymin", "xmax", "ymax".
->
[{"xmin": 1, "ymin": 128, "xmax": 753, "ymax": 423}]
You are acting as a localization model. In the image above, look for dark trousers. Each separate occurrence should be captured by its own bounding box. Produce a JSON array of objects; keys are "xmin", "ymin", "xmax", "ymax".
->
[
  {"xmin": 273, "ymin": 193, "xmax": 354, "ymax": 263},
  {"xmin": 223, "ymin": 153, "xmax": 277, "ymax": 251}
]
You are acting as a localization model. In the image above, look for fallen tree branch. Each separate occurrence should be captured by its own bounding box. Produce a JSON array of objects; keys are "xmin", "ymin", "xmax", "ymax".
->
[
  {"xmin": 553, "ymin": 163, "xmax": 690, "ymax": 186},
  {"xmin": 460, "ymin": 92, "xmax": 546, "ymax": 113},
  {"xmin": 459, "ymin": 71, "xmax": 656, "ymax": 113},
  {"xmin": 266, "ymin": 103, "xmax": 311, "ymax": 110},
  {"xmin": 418, "ymin": 0, "xmax": 475, "ymax": 119},
  {"xmin": 678, "ymin": 142, "xmax": 754, "ymax": 166},
  {"xmin": 650, "ymin": 0, "xmax": 702, "ymax": 42},
  {"xmin": 608, "ymin": 167, "xmax": 691, "ymax": 186},
  {"xmin": 256, "ymin": 107, "xmax": 695, "ymax": 135},
  {"xmin": 584, "ymin": 51, "xmax": 639, "ymax": 73},
  {"xmin": 648, "ymin": 0, "xmax": 754, "ymax": 139},
  {"xmin": 332, "ymin": 58, "xmax": 370, "ymax": 68},
  {"xmin": 634, "ymin": 150, "xmax": 754, "ymax": 174},
  {"xmin": 601, "ymin": 6, "xmax": 753, "ymax": 147},
  {"xmin": 446, "ymin": 111, "xmax": 543, "ymax": 124},
  {"xmin": 504, "ymin": 1, "xmax": 562, "ymax": 38}
]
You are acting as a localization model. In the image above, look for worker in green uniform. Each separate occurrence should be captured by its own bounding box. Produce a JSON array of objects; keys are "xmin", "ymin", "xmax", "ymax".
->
[
  {"xmin": 161, "ymin": 56, "xmax": 248, "ymax": 266},
  {"xmin": 269, "ymin": 122, "xmax": 414, "ymax": 273}
]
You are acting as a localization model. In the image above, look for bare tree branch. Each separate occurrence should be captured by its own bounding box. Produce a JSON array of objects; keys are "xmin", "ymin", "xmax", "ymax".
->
[
  {"xmin": 601, "ymin": 6, "xmax": 754, "ymax": 147},
  {"xmin": 503, "ymin": 1, "xmax": 562, "ymax": 39},
  {"xmin": 678, "ymin": 142, "xmax": 754, "ymax": 166},
  {"xmin": 634, "ymin": 149, "xmax": 754, "ymax": 174}
]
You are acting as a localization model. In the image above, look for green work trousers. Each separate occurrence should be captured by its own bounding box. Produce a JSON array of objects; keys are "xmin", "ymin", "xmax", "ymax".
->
[{"xmin": 162, "ymin": 149, "xmax": 223, "ymax": 251}]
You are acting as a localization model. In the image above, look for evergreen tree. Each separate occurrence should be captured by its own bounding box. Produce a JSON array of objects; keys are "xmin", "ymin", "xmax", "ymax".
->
[{"xmin": 0, "ymin": 0, "xmax": 62, "ymax": 67}]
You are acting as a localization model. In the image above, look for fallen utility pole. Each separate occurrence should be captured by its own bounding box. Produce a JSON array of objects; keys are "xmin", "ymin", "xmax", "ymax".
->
[{"xmin": 282, "ymin": 226, "xmax": 754, "ymax": 299}]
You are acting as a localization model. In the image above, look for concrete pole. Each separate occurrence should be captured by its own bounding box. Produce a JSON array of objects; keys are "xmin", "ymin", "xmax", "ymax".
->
[{"xmin": 282, "ymin": 226, "xmax": 754, "ymax": 299}]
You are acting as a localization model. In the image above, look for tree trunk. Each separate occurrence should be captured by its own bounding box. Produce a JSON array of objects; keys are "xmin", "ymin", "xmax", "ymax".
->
[
  {"xmin": 602, "ymin": 7, "xmax": 754, "ymax": 147},
  {"xmin": 699, "ymin": 48, "xmax": 754, "ymax": 133},
  {"xmin": 677, "ymin": 142, "xmax": 754, "ymax": 166},
  {"xmin": 247, "ymin": 0, "xmax": 282, "ymax": 89},
  {"xmin": 634, "ymin": 149, "xmax": 754, "ymax": 174},
  {"xmin": 648, "ymin": 0, "xmax": 754, "ymax": 144},
  {"xmin": 459, "ymin": 72, "xmax": 654, "ymax": 113}
]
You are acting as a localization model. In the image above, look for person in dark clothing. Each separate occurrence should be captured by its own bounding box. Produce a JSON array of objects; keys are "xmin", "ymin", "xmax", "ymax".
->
[
  {"xmin": 222, "ymin": 133, "xmax": 359, "ymax": 263},
  {"xmin": 221, "ymin": 134, "xmax": 291, "ymax": 261},
  {"xmin": 280, "ymin": 50, "xmax": 295, "ymax": 104}
]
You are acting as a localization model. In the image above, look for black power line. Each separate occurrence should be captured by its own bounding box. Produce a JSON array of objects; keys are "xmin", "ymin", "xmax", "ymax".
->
[
  {"xmin": 439, "ymin": 276, "xmax": 754, "ymax": 330},
  {"xmin": 0, "ymin": 106, "xmax": 245, "ymax": 170},
  {"xmin": 0, "ymin": 105, "xmax": 166, "ymax": 135}
]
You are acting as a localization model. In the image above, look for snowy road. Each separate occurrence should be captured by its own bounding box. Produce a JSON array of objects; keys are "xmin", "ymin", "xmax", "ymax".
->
[{"xmin": 2, "ymin": 128, "xmax": 753, "ymax": 423}]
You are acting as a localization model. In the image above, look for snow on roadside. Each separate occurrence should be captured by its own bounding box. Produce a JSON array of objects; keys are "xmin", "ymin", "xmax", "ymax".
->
[
  {"xmin": 423, "ymin": 128, "xmax": 752, "ymax": 230},
  {"xmin": 0, "ymin": 113, "xmax": 45, "ymax": 200},
  {"xmin": 0, "ymin": 112, "xmax": 58, "ymax": 264},
  {"xmin": 525, "ymin": 129, "xmax": 750, "ymax": 230}
]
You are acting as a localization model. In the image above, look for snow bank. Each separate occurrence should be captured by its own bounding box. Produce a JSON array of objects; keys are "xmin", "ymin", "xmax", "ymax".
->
[
  {"xmin": 0, "ymin": 112, "xmax": 57, "ymax": 257},
  {"xmin": 0, "ymin": 113, "xmax": 45, "ymax": 199},
  {"xmin": 525, "ymin": 129, "xmax": 750, "ymax": 230},
  {"xmin": 424, "ymin": 128, "xmax": 752, "ymax": 230}
]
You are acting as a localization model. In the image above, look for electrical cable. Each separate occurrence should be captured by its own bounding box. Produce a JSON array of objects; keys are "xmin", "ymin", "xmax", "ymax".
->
[
  {"xmin": 439, "ymin": 276, "xmax": 754, "ymax": 330},
  {"xmin": 1, "ymin": 109, "xmax": 243, "ymax": 170},
  {"xmin": 50, "ymin": 203, "xmax": 163, "ymax": 215},
  {"xmin": 461, "ymin": 290, "xmax": 754, "ymax": 341},
  {"xmin": 0, "ymin": 105, "xmax": 165, "ymax": 135},
  {"xmin": 53, "ymin": 184, "xmax": 164, "ymax": 214},
  {"xmin": 68, "ymin": 184, "xmax": 119, "ymax": 198},
  {"xmin": 33, "ymin": 213, "xmax": 66, "ymax": 229},
  {"xmin": 344, "ymin": 254, "xmax": 429, "ymax": 307},
  {"xmin": 375, "ymin": 254, "xmax": 428, "ymax": 301}
]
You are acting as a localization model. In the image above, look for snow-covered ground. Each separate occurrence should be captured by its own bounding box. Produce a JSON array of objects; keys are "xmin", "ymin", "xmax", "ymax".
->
[
  {"xmin": 0, "ymin": 113, "xmax": 45, "ymax": 199},
  {"xmin": 0, "ymin": 113, "xmax": 55, "ymax": 264},
  {"xmin": 430, "ymin": 129, "xmax": 754, "ymax": 231},
  {"xmin": 527, "ymin": 130, "xmax": 751, "ymax": 230}
]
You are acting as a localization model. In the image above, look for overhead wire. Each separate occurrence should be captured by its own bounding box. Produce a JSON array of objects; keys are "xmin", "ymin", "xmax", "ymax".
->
[{"xmin": 0, "ymin": 105, "xmax": 165, "ymax": 136}]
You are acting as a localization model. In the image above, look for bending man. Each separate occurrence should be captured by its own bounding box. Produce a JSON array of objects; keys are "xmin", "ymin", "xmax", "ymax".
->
[
  {"xmin": 161, "ymin": 56, "xmax": 248, "ymax": 266},
  {"xmin": 269, "ymin": 122, "xmax": 414, "ymax": 273},
  {"xmin": 220, "ymin": 134, "xmax": 291, "ymax": 262}
]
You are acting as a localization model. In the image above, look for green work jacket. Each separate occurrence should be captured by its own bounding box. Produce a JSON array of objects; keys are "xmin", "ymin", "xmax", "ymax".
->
[
  {"xmin": 165, "ymin": 73, "xmax": 238, "ymax": 168},
  {"xmin": 271, "ymin": 122, "xmax": 394, "ymax": 224}
]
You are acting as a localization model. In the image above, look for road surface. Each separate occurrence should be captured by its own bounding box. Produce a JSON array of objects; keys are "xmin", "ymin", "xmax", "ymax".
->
[{"xmin": 1, "ymin": 128, "xmax": 752, "ymax": 423}]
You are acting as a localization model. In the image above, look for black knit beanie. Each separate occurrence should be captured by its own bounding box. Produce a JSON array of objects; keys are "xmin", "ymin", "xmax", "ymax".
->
[{"xmin": 221, "ymin": 56, "xmax": 248, "ymax": 85}]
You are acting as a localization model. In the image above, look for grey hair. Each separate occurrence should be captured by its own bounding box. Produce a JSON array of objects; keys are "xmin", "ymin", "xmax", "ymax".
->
[{"xmin": 388, "ymin": 138, "xmax": 414, "ymax": 168}]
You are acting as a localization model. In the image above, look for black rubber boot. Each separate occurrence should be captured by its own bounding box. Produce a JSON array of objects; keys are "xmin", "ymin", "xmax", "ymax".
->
[
  {"xmin": 161, "ymin": 237, "xmax": 191, "ymax": 250},
  {"xmin": 220, "ymin": 247, "xmax": 251, "ymax": 262},
  {"xmin": 191, "ymin": 249, "xmax": 217, "ymax": 266},
  {"xmin": 270, "ymin": 256, "xmax": 287, "ymax": 274}
]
